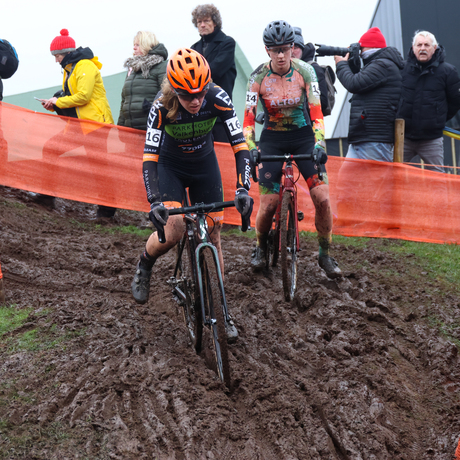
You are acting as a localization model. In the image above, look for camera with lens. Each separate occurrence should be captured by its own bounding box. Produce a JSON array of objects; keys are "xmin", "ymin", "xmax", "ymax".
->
[
  {"xmin": 315, "ymin": 42, "xmax": 362, "ymax": 73},
  {"xmin": 315, "ymin": 42, "xmax": 361, "ymax": 58}
]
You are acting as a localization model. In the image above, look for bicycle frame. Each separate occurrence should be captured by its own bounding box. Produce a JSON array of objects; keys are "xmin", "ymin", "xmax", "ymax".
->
[{"xmin": 259, "ymin": 153, "xmax": 313, "ymax": 252}]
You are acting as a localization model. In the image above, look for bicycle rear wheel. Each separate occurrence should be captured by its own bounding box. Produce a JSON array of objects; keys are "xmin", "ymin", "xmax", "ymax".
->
[
  {"xmin": 176, "ymin": 234, "xmax": 203, "ymax": 352},
  {"xmin": 280, "ymin": 190, "xmax": 298, "ymax": 301},
  {"xmin": 199, "ymin": 248, "xmax": 231, "ymax": 388}
]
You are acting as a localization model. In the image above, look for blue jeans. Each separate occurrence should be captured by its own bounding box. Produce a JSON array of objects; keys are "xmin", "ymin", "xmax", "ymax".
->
[{"xmin": 346, "ymin": 142, "xmax": 394, "ymax": 162}]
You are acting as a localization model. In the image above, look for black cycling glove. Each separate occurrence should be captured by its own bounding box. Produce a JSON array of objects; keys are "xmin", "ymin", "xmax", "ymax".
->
[
  {"xmin": 313, "ymin": 147, "xmax": 328, "ymax": 166},
  {"xmin": 149, "ymin": 202, "xmax": 169, "ymax": 239},
  {"xmin": 234, "ymin": 188, "xmax": 253, "ymax": 232}
]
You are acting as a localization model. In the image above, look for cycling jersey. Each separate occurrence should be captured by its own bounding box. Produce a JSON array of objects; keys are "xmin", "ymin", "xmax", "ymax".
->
[
  {"xmin": 243, "ymin": 59, "xmax": 325, "ymax": 151},
  {"xmin": 143, "ymin": 82, "xmax": 251, "ymax": 204}
]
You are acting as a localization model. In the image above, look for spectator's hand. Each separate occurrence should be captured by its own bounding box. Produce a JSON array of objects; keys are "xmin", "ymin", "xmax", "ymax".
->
[
  {"xmin": 334, "ymin": 53, "xmax": 349, "ymax": 64},
  {"xmin": 42, "ymin": 97, "xmax": 58, "ymax": 111}
]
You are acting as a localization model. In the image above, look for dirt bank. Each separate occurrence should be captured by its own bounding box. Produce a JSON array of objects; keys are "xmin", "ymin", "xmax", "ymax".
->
[{"xmin": 0, "ymin": 185, "xmax": 459, "ymax": 459}]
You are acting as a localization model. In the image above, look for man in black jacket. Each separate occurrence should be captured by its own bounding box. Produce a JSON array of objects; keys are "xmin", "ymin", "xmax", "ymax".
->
[
  {"xmin": 397, "ymin": 31, "xmax": 460, "ymax": 173},
  {"xmin": 191, "ymin": 4, "xmax": 237, "ymax": 142},
  {"xmin": 334, "ymin": 27, "xmax": 404, "ymax": 162}
]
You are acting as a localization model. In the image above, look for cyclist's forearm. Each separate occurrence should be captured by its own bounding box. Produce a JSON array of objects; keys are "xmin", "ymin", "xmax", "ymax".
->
[
  {"xmin": 309, "ymin": 104, "xmax": 326, "ymax": 148},
  {"xmin": 142, "ymin": 160, "xmax": 160, "ymax": 203},
  {"xmin": 234, "ymin": 150, "xmax": 251, "ymax": 191}
]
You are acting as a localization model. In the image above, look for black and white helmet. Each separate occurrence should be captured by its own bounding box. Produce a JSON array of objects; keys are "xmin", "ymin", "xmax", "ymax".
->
[{"xmin": 263, "ymin": 20, "xmax": 295, "ymax": 47}]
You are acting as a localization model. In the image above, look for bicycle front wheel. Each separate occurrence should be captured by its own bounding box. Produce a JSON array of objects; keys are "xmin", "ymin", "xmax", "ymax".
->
[
  {"xmin": 177, "ymin": 234, "xmax": 203, "ymax": 352},
  {"xmin": 199, "ymin": 248, "xmax": 231, "ymax": 388},
  {"xmin": 267, "ymin": 227, "xmax": 279, "ymax": 268},
  {"xmin": 280, "ymin": 191, "xmax": 298, "ymax": 301}
]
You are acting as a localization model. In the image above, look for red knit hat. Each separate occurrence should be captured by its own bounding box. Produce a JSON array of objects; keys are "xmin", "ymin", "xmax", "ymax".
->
[
  {"xmin": 359, "ymin": 27, "xmax": 386, "ymax": 48},
  {"xmin": 50, "ymin": 29, "xmax": 76, "ymax": 55}
]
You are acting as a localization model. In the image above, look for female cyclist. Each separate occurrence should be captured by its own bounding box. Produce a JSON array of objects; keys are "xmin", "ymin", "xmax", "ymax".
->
[
  {"xmin": 243, "ymin": 20, "xmax": 341, "ymax": 279},
  {"xmin": 131, "ymin": 48, "xmax": 253, "ymax": 340}
]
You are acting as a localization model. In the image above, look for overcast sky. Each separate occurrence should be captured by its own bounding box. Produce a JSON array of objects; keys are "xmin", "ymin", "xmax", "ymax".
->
[{"xmin": 2, "ymin": 0, "xmax": 378, "ymax": 132}]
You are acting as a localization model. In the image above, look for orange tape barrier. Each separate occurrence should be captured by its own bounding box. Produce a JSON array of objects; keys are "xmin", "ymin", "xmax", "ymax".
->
[{"xmin": 2, "ymin": 101, "xmax": 460, "ymax": 245}]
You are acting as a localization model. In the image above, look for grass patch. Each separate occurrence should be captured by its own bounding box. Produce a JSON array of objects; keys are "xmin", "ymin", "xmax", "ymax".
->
[
  {"xmin": 223, "ymin": 227, "xmax": 256, "ymax": 237},
  {"xmin": 1, "ymin": 200, "xmax": 27, "ymax": 210},
  {"xmin": 0, "ymin": 306, "xmax": 33, "ymax": 336},
  {"xmin": 95, "ymin": 224, "xmax": 152, "ymax": 238},
  {"xmin": 0, "ymin": 421, "xmax": 72, "ymax": 459},
  {"xmin": 428, "ymin": 317, "xmax": 460, "ymax": 347},
  {"xmin": 0, "ymin": 306, "xmax": 86, "ymax": 353},
  {"xmin": 6, "ymin": 326, "xmax": 87, "ymax": 353}
]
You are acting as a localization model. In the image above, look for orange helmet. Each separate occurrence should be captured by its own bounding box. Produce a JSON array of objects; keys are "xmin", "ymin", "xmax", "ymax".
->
[{"xmin": 167, "ymin": 48, "xmax": 211, "ymax": 94}]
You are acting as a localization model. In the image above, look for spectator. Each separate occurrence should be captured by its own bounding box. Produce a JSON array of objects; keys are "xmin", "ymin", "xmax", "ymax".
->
[
  {"xmin": 191, "ymin": 4, "xmax": 236, "ymax": 142},
  {"xmin": 397, "ymin": 30, "xmax": 460, "ymax": 173},
  {"xmin": 38, "ymin": 29, "xmax": 115, "ymax": 217},
  {"xmin": 334, "ymin": 27, "xmax": 404, "ymax": 162},
  {"xmin": 118, "ymin": 31, "xmax": 168, "ymax": 130},
  {"xmin": 0, "ymin": 38, "xmax": 19, "ymax": 101},
  {"xmin": 0, "ymin": 38, "xmax": 18, "ymax": 166},
  {"xmin": 292, "ymin": 27, "xmax": 330, "ymax": 117}
]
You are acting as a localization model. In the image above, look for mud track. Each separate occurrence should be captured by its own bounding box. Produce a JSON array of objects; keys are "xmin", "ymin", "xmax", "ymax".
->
[{"xmin": 0, "ymin": 186, "xmax": 459, "ymax": 459}]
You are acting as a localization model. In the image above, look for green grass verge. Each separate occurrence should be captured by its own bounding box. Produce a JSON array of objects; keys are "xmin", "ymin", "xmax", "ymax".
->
[
  {"xmin": 0, "ymin": 306, "xmax": 86, "ymax": 353},
  {"xmin": 0, "ymin": 306, "xmax": 33, "ymax": 336}
]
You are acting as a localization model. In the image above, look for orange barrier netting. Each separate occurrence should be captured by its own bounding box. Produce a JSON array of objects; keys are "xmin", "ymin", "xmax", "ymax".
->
[{"xmin": 2, "ymin": 101, "xmax": 460, "ymax": 245}]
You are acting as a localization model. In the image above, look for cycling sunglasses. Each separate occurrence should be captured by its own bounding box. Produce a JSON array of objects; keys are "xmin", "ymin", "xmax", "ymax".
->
[
  {"xmin": 267, "ymin": 44, "xmax": 294, "ymax": 55},
  {"xmin": 174, "ymin": 85, "xmax": 209, "ymax": 101}
]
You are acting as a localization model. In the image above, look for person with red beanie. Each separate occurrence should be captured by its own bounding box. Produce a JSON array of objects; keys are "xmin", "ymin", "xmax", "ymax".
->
[
  {"xmin": 333, "ymin": 27, "xmax": 404, "ymax": 162},
  {"xmin": 35, "ymin": 30, "xmax": 116, "ymax": 219}
]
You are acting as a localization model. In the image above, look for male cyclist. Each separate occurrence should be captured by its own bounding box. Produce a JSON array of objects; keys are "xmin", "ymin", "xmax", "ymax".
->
[
  {"xmin": 243, "ymin": 20, "xmax": 341, "ymax": 279},
  {"xmin": 131, "ymin": 48, "xmax": 253, "ymax": 341}
]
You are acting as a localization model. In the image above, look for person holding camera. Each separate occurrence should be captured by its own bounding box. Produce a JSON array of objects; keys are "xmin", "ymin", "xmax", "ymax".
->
[
  {"xmin": 243, "ymin": 20, "xmax": 341, "ymax": 279},
  {"xmin": 292, "ymin": 27, "xmax": 331, "ymax": 118},
  {"xmin": 334, "ymin": 27, "xmax": 404, "ymax": 162}
]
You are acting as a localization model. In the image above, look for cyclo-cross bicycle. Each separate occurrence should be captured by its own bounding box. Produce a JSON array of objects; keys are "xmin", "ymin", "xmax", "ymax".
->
[
  {"xmin": 250, "ymin": 149, "xmax": 322, "ymax": 302},
  {"xmin": 158, "ymin": 199, "xmax": 250, "ymax": 389}
]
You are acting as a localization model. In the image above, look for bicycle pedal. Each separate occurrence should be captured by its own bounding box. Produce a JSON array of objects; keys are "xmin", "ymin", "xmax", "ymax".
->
[{"xmin": 297, "ymin": 211, "xmax": 304, "ymax": 221}]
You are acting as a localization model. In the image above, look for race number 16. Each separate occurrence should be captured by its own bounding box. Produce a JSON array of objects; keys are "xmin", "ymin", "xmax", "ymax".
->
[{"xmin": 146, "ymin": 128, "xmax": 162, "ymax": 147}]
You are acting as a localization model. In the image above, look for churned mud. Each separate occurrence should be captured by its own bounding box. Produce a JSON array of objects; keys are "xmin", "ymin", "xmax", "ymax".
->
[{"xmin": 0, "ymin": 185, "xmax": 459, "ymax": 459}]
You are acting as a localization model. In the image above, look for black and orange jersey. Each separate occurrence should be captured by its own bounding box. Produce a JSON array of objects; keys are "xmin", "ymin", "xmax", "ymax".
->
[
  {"xmin": 143, "ymin": 82, "xmax": 250, "ymax": 203},
  {"xmin": 243, "ymin": 59, "xmax": 325, "ymax": 151}
]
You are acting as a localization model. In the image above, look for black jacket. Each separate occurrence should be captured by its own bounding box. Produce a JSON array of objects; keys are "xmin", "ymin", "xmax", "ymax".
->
[
  {"xmin": 191, "ymin": 28, "xmax": 236, "ymax": 100},
  {"xmin": 397, "ymin": 46, "xmax": 460, "ymax": 140},
  {"xmin": 301, "ymin": 43, "xmax": 329, "ymax": 116},
  {"xmin": 336, "ymin": 46, "xmax": 404, "ymax": 144}
]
